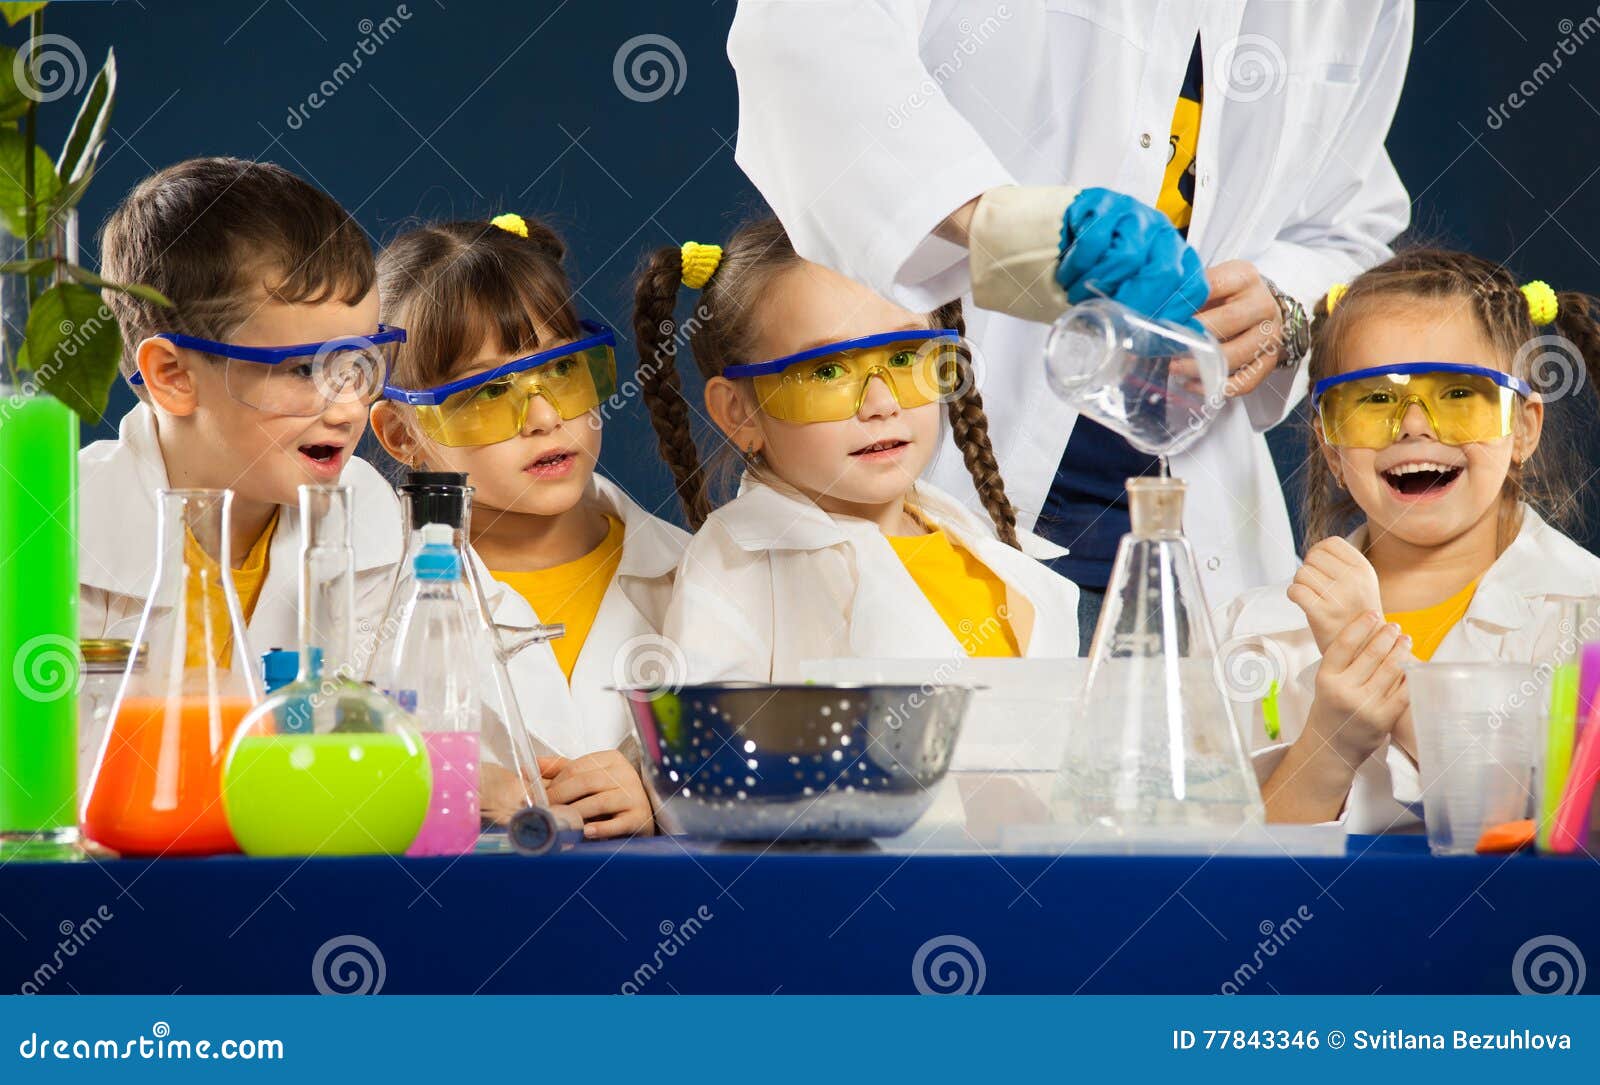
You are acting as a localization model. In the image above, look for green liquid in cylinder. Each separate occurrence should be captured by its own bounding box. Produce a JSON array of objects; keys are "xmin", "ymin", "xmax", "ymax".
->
[
  {"xmin": 223, "ymin": 733, "xmax": 432, "ymax": 856},
  {"xmin": 0, "ymin": 391, "xmax": 79, "ymax": 837}
]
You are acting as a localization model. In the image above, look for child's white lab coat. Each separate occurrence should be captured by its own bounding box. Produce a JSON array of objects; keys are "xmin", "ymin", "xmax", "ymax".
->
[
  {"xmin": 78, "ymin": 402, "xmax": 404, "ymax": 664},
  {"xmin": 1214, "ymin": 505, "xmax": 1600, "ymax": 834},
  {"xmin": 475, "ymin": 474, "xmax": 688, "ymax": 759},
  {"xmin": 665, "ymin": 474, "xmax": 1081, "ymax": 682}
]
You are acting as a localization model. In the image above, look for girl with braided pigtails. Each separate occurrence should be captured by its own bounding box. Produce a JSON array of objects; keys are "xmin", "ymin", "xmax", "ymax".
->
[
  {"xmin": 633, "ymin": 218, "xmax": 1081, "ymax": 684},
  {"xmin": 1216, "ymin": 249, "xmax": 1600, "ymax": 833}
]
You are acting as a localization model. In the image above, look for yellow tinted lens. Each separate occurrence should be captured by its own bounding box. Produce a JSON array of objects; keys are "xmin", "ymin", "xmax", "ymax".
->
[
  {"xmin": 417, "ymin": 375, "xmax": 527, "ymax": 446},
  {"xmin": 746, "ymin": 340, "xmax": 955, "ymax": 423},
  {"xmin": 1319, "ymin": 372, "xmax": 1517, "ymax": 449}
]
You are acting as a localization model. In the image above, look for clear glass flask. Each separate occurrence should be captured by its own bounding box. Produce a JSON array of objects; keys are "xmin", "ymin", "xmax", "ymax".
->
[
  {"xmin": 1044, "ymin": 298, "xmax": 1226, "ymax": 457},
  {"xmin": 374, "ymin": 519, "xmax": 563, "ymax": 854},
  {"xmin": 221, "ymin": 485, "xmax": 432, "ymax": 857},
  {"xmin": 83, "ymin": 489, "xmax": 263, "ymax": 856},
  {"xmin": 1052, "ymin": 477, "xmax": 1264, "ymax": 831}
]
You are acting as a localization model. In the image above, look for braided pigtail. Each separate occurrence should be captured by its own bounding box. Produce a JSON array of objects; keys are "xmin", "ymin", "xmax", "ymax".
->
[
  {"xmin": 935, "ymin": 299, "xmax": 1020, "ymax": 548},
  {"xmin": 633, "ymin": 246, "xmax": 711, "ymax": 528}
]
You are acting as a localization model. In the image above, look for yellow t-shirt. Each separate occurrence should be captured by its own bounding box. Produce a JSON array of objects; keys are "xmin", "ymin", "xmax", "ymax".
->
[
  {"xmin": 1386, "ymin": 578, "xmax": 1480, "ymax": 662},
  {"xmin": 887, "ymin": 527, "xmax": 1021, "ymax": 657},
  {"xmin": 182, "ymin": 508, "xmax": 278, "ymax": 669},
  {"xmin": 490, "ymin": 515, "xmax": 624, "ymax": 683}
]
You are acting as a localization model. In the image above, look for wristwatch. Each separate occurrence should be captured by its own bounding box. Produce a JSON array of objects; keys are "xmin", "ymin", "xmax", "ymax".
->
[{"xmin": 1263, "ymin": 276, "xmax": 1310, "ymax": 369}]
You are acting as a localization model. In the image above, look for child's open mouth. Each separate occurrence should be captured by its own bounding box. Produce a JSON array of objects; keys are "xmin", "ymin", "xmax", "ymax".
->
[
  {"xmin": 850, "ymin": 438, "xmax": 909, "ymax": 459},
  {"xmin": 297, "ymin": 443, "xmax": 344, "ymax": 477},
  {"xmin": 1381, "ymin": 461, "xmax": 1463, "ymax": 499},
  {"xmin": 524, "ymin": 450, "xmax": 576, "ymax": 479}
]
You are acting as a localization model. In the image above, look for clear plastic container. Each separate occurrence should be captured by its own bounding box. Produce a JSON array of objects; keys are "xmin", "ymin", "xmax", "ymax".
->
[
  {"xmin": 77, "ymin": 639, "xmax": 143, "ymax": 800},
  {"xmin": 1052, "ymin": 477, "xmax": 1263, "ymax": 833},
  {"xmin": 83, "ymin": 490, "xmax": 263, "ymax": 856},
  {"xmin": 221, "ymin": 486, "xmax": 431, "ymax": 857},
  {"xmin": 1044, "ymin": 298, "xmax": 1227, "ymax": 457}
]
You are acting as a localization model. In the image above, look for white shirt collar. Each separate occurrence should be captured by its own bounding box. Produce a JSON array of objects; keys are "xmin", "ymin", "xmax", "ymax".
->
[{"xmin": 587, "ymin": 473, "xmax": 688, "ymax": 579}]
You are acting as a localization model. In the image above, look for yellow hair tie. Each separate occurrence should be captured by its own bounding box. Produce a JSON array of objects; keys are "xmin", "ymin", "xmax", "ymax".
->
[
  {"xmin": 680, "ymin": 241, "xmax": 722, "ymax": 290},
  {"xmin": 1325, "ymin": 282, "xmax": 1349, "ymax": 314},
  {"xmin": 491, "ymin": 212, "xmax": 528, "ymax": 238},
  {"xmin": 1522, "ymin": 280, "xmax": 1558, "ymax": 325}
]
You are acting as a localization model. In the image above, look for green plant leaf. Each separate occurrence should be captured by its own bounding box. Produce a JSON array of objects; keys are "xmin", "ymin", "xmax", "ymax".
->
[
  {"xmin": 25, "ymin": 282, "xmax": 123, "ymax": 423},
  {"xmin": 0, "ymin": 256, "xmax": 54, "ymax": 276},
  {"xmin": 65, "ymin": 263, "xmax": 171, "ymax": 306},
  {"xmin": 54, "ymin": 47, "xmax": 113, "ymax": 206},
  {"xmin": 0, "ymin": 44, "xmax": 28, "ymax": 123},
  {"xmin": 0, "ymin": 126, "xmax": 59, "ymax": 237},
  {"xmin": 0, "ymin": 3, "xmax": 47, "ymax": 28}
]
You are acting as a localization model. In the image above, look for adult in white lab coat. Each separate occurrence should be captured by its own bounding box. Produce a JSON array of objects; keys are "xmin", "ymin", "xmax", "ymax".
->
[
  {"xmin": 727, "ymin": 0, "xmax": 1413, "ymax": 611},
  {"xmin": 666, "ymin": 473, "xmax": 1080, "ymax": 682},
  {"xmin": 78, "ymin": 402, "xmax": 404, "ymax": 663},
  {"xmin": 475, "ymin": 474, "xmax": 689, "ymax": 759},
  {"xmin": 1213, "ymin": 505, "xmax": 1600, "ymax": 834}
]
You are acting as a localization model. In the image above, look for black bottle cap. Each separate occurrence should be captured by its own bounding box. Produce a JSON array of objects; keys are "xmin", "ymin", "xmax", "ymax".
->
[{"xmin": 399, "ymin": 469, "xmax": 469, "ymax": 530}]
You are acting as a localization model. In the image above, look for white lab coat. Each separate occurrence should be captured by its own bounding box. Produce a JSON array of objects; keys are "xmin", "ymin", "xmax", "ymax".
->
[
  {"xmin": 475, "ymin": 474, "xmax": 689, "ymax": 759},
  {"xmin": 728, "ymin": 0, "xmax": 1414, "ymax": 604},
  {"xmin": 1214, "ymin": 506, "xmax": 1600, "ymax": 834},
  {"xmin": 77, "ymin": 402, "xmax": 404, "ymax": 665},
  {"xmin": 666, "ymin": 474, "xmax": 1080, "ymax": 682}
]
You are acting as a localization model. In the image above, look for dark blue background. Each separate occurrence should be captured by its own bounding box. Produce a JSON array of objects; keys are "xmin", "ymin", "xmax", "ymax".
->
[{"xmin": 33, "ymin": 0, "xmax": 1600, "ymax": 550}]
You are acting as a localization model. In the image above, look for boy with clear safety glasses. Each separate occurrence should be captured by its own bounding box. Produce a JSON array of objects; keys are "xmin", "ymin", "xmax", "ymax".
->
[
  {"xmin": 1216, "ymin": 250, "xmax": 1600, "ymax": 832},
  {"xmin": 80, "ymin": 158, "xmax": 406, "ymax": 666}
]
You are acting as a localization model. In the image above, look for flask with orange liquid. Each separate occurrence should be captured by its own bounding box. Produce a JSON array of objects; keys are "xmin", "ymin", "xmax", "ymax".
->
[{"xmin": 83, "ymin": 489, "xmax": 263, "ymax": 856}]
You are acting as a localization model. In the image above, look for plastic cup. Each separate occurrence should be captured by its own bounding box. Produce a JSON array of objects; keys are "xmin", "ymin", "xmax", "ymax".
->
[{"xmin": 1409, "ymin": 662, "xmax": 1539, "ymax": 856}]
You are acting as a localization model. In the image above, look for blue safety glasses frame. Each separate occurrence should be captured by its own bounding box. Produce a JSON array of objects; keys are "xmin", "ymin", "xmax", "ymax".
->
[{"xmin": 380, "ymin": 320, "xmax": 618, "ymax": 406}]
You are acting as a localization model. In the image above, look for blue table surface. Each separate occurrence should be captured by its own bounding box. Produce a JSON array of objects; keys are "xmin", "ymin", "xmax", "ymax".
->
[{"xmin": 1, "ymin": 834, "xmax": 1594, "ymax": 994}]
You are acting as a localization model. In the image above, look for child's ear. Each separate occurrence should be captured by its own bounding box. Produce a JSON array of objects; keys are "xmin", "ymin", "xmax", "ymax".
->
[
  {"xmin": 704, "ymin": 376, "xmax": 763, "ymax": 455},
  {"xmin": 1513, "ymin": 393, "xmax": 1545, "ymax": 465},
  {"xmin": 135, "ymin": 337, "xmax": 198, "ymax": 416},
  {"xmin": 1311, "ymin": 413, "xmax": 1344, "ymax": 486},
  {"xmin": 369, "ymin": 402, "xmax": 424, "ymax": 467}
]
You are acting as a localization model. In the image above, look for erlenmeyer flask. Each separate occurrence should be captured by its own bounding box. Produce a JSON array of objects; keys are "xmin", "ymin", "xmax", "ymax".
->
[
  {"xmin": 1053, "ymin": 477, "xmax": 1264, "ymax": 831},
  {"xmin": 83, "ymin": 489, "xmax": 263, "ymax": 856},
  {"xmin": 1044, "ymin": 298, "xmax": 1226, "ymax": 457},
  {"xmin": 374, "ymin": 521, "xmax": 566, "ymax": 855},
  {"xmin": 221, "ymin": 485, "xmax": 431, "ymax": 857}
]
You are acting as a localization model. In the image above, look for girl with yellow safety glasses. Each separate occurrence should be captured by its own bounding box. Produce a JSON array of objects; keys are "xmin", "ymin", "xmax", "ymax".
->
[
  {"xmin": 1216, "ymin": 249, "xmax": 1600, "ymax": 832},
  {"xmin": 632, "ymin": 218, "xmax": 1083, "ymax": 685},
  {"xmin": 371, "ymin": 214, "xmax": 691, "ymax": 842}
]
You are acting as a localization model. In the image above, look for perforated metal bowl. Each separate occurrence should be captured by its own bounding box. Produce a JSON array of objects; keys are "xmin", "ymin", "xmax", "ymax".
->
[{"xmin": 613, "ymin": 682, "xmax": 973, "ymax": 841}]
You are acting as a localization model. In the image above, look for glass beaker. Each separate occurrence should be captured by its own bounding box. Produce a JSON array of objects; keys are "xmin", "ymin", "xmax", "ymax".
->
[
  {"xmin": 0, "ymin": 384, "xmax": 82, "ymax": 860},
  {"xmin": 78, "ymin": 640, "xmax": 144, "ymax": 800},
  {"xmin": 373, "ymin": 510, "xmax": 566, "ymax": 855},
  {"xmin": 221, "ymin": 486, "xmax": 432, "ymax": 857},
  {"xmin": 1044, "ymin": 298, "xmax": 1226, "ymax": 457},
  {"xmin": 83, "ymin": 489, "xmax": 263, "ymax": 856},
  {"xmin": 1052, "ymin": 477, "xmax": 1264, "ymax": 831}
]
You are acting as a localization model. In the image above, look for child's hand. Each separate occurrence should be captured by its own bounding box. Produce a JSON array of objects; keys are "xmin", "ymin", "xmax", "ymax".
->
[
  {"xmin": 1303, "ymin": 611, "xmax": 1412, "ymax": 770},
  {"xmin": 1287, "ymin": 537, "xmax": 1384, "ymax": 653},
  {"xmin": 539, "ymin": 752, "xmax": 655, "ymax": 840}
]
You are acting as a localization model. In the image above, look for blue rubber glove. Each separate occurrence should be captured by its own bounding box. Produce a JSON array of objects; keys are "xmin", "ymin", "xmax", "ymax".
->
[{"xmin": 1056, "ymin": 188, "xmax": 1209, "ymax": 332}]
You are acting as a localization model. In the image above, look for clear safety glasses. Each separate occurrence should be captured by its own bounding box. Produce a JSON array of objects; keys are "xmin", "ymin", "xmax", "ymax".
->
[
  {"xmin": 722, "ymin": 329, "xmax": 963, "ymax": 424},
  {"xmin": 132, "ymin": 326, "xmax": 407, "ymax": 418},
  {"xmin": 381, "ymin": 321, "xmax": 618, "ymax": 448},
  {"xmin": 1311, "ymin": 362, "xmax": 1533, "ymax": 449}
]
